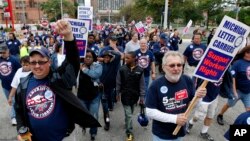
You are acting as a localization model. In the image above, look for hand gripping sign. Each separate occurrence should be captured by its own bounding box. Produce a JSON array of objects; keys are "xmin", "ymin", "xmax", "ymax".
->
[{"xmin": 173, "ymin": 15, "xmax": 250, "ymax": 135}]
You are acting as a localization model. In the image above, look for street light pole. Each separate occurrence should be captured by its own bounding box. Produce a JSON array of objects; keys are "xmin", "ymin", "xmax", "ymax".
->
[
  {"xmin": 22, "ymin": 0, "xmax": 26, "ymax": 24},
  {"xmin": 163, "ymin": 0, "xmax": 169, "ymax": 29},
  {"xmin": 61, "ymin": 0, "xmax": 63, "ymax": 19},
  {"xmin": 108, "ymin": 0, "xmax": 111, "ymax": 23}
]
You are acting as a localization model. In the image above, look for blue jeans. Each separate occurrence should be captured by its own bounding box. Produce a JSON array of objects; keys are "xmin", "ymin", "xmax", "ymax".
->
[
  {"xmin": 2, "ymin": 88, "xmax": 16, "ymax": 119},
  {"xmin": 153, "ymin": 134, "xmax": 183, "ymax": 141},
  {"xmin": 227, "ymin": 90, "xmax": 250, "ymax": 108},
  {"xmin": 80, "ymin": 94, "xmax": 101, "ymax": 135}
]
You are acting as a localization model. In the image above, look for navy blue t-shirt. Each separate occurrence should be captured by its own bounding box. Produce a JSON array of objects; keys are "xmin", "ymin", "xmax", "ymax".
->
[
  {"xmin": 0, "ymin": 56, "xmax": 21, "ymax": 90},
  {"xmin": 6, "ymin": 39, "xmax": 21, "ymax": 56},
  {"xmin": 88, "ymin": 43, "xmax": 100, "ymax": 56},
  {"xmin": 169, "ymin": 36, "xmax": 181, "ymax": 51},
  {"xmin": 231, "ymin": 59, "xmax": 250, "ymax": 94},
  {"xmin": 224, "ymin": 111, "xmax": 250, "ymax": 140},
  {"xmin": 183, "ymin": 43, "xmax": 207, "ymax": 66},
  {"xmin": 196, "ymin": 78, "xmax": 221, "ymax": 102},
  {"xmin": 146, "ymin": 75, "xmax": 195, "ymax": 139},
  {"xmin": 26, "ymin": 76, "xmax": 69, "ymax": 141},
  {"xmin": 135, "ymin": 49, "xmax": 155, "ymax": 77}
]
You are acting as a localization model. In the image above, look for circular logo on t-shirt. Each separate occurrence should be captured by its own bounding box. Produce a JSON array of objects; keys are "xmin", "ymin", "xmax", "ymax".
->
[
  {"xmin": 0, "ymin": 62, "xmax": 12, "ymax": 76},
  {"xmin": 192, "ymin": 48, "xmax": 204, "ymax": 60},
  {"xmin": 247, "ymin": 117, "xmax": 250, "ymax": 125},
  {"xmin": 160, "ymin": 86, "xmax": 168, "ymax": 94},
  {"xmin": 160, "ymin": 46, "xmax": 169, "ymax": 53},
  {"xmin": 138, "ymin": 55, "xmax": 149, "ymax": 68},
  {"xmin": 26, "ymin": 85, "xmax": 55, "ymax": 119},
  {"xmin": 246, "ymin": 66, "xmax": 250, "ymax": 80}
]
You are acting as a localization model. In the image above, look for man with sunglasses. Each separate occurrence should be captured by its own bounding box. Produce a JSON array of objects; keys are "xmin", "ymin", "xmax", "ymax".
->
[
  {"xmin": 0, "ymin": 42, "xmax": 21, "ymax": 126},
  {"xmin": 145, "ymin": 51, "xmax": 206, "ymax": 141},
  {"xmin": 14, "ymin": 20, "xmax": 100, "ymax": 141}
]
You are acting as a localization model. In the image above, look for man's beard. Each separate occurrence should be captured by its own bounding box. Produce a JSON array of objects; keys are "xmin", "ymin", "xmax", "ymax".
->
[{"xmin": 164, "ymin": 70, "xmax": 182, "ymax": 83}]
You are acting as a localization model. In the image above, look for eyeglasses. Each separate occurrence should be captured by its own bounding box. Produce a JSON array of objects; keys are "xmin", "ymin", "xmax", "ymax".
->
[
  {"xmin": 30, "ymin": 60, "xmax": 49, "ymax": 66},
  {"xmin": 166, "ymin": 63, "xmax": 183, "ymax": 68}
]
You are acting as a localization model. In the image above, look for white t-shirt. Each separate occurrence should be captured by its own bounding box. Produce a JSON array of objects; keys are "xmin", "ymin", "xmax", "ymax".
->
[
  {"xmin": 57, "ymin": 54, "xmax": 66, "ymax": 67},
  {"xmin": 11, "ymin": 68, "xmax": 31, "ymax": 88},
  {"xmin": 124, "ymin": 40, "xmax": 140, "ymax": 53}
]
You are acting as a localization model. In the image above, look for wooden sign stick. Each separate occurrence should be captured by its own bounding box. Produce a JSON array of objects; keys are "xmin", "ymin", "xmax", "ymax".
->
[{"xmin": 172, "ymin": 80, "xmax": 208, "ymax": 135}]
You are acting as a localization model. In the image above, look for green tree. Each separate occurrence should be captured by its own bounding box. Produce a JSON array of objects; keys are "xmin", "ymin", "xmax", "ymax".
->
[
  {"xmin": 238, "ymin": 7, "xmax": 250, "ymax": 25},
  {"xmin": 40, "ymin": 0, "xmax": 76, "ymax": 21},
  {"xmin": 171, "ymin": 0, "xmax": 203, "ymax": 25},
  {"xmin": 198, "ymin": 0, "xmax": 223, "ymax": 29}
]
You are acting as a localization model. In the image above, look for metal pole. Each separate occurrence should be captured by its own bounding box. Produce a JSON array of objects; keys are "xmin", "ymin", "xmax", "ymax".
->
[
  {"xmin": 61, "ymin": 0, "xmax": 63, "ymax": 19},
  {"xmin": 108, "ymin": 0, "xmax": 111, "ymax": 23},
  {"xmin": 22, "ymin": 0, "xmax": 26, "ymax": 24},
  {"xmin": 236, "ymin": 0, "xmax": 240, "ymax": 20},
  {"xmin": 163, "ymin": 0, "xmax": 169, "ymax": 29}
]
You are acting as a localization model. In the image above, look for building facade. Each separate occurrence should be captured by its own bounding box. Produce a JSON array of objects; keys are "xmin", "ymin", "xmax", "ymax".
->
[{"xmin": 0, "ymin": 0, "xmax": 132, "ymax": 24}]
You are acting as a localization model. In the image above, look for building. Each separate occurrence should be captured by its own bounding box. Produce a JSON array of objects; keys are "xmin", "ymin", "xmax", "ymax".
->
[
  {"xmin": 91, "ymin": 0, "xmax": 132, "ymax": 23},
  {"xmin": 0, "ymin": 0, "xmax": 48, "ymax": 24},
  {"xmin": 0, "ymin": 0, "xmax": 132, "ymax": 24}
]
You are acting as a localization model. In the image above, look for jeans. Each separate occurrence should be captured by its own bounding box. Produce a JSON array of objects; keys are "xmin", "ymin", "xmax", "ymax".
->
[
  {"xmin": 80, "ymin": 93, "xmax": 101, "ymax": 135},
  {"xmin": 2, "ymin": 88, "xmax": 16, "ymax": 119},
  {"xmin": 153, "ymin": 134, "xmax": 183, "ymax": 141},
  {"xmin": 227, "ymin": 90, "xmax": 250, "ymax": 108},
  {"xmin": 123, "ymin": 104, "xmax": 135, "ymax": 134}
]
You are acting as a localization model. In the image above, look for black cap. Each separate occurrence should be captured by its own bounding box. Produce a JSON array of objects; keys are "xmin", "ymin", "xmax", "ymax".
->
[
  {"xmin": 0, "ymin": 42, "xmax": 8, "ymax": 52},
  {"xmin": 101, "ymin": 50, "xmax": 114, "ymax": 58}
]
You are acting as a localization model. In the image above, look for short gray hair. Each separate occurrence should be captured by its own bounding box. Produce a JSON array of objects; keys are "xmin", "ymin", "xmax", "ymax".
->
[{"xmin": 162, "ymin": 51, "xmax": 184, "ymax": 66}]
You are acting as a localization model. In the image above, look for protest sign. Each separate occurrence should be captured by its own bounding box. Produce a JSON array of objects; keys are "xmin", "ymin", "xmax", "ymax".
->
[
  {"xmin": 67, "ymin": 18, "xmax": 89, "ymax": 58},
  {"xmin": 78, "ymin": 6, "xmax": 93, "ymax": 20},
  {"xmin": 182, "ymin": 20, "xmax": 192, "ymax": 36},
  {"xmin": 135, "ymin": 21, "xmax": 146, "ymax": 34},
  {"xmin": 78, "ymin": 6, "xmax": 93, "ymax": 31},
  {"xmin": 173, "ymin": 15, "xmax": 250, "ymax": 136},
  {"xmin": 193, "ymin": 15, "xmax": 250, "ymax": 82}
]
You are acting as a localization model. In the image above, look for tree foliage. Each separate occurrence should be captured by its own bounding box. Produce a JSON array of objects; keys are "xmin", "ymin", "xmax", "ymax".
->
[{"xmin": 40, "ymin": 0, "xmax": 76, "ymax": 21}]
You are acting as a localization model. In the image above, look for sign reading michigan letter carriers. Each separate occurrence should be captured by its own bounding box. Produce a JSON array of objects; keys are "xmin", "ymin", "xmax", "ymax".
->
[{"xmin": 194, "ymin": 15, "xmax": 250, "ymax": 82}]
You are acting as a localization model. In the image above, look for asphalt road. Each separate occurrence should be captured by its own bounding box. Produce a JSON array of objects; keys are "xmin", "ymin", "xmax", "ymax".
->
[{"xmin": 0, "ymin": 39, "xmax": 246, "ymax": 141}]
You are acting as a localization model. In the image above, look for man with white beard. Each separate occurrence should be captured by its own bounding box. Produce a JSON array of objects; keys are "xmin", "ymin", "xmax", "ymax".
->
[{"xmin": 145, "ymin": 51, "xmax": 207, "ymax": 141}]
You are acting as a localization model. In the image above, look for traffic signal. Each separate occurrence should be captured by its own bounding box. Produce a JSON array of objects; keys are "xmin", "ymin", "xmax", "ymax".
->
[
  {"xmin": 3, "ymin": 0, "xmax": 8, "ymax": 7},
  {"xmin": 168, "ymin": 0, "xmax": 172, "ymax": 7}
]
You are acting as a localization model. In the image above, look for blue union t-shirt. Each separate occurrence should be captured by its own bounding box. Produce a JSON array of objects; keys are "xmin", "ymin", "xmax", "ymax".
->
[
  {"xmin": 146, "ymin": 75, "xmax": 195, "ymax": 139},
  {"xmin": 26, "ymin": 76, "xmax": 69, "ymax": 141}
]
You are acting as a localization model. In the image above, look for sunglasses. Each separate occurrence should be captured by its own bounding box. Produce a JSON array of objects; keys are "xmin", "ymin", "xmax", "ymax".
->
[
  {"xmin": 166, "ymin": 63, "xmax": 183, "ymax": 68},
  {"xmin": 30, "ymin": 60, "xmax": 49, "ymax": 66}
]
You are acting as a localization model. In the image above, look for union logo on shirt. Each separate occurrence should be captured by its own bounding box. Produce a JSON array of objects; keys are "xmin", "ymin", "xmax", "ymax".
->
[
  {"xmin": 192, "ymin": 48, "xmax": 204, "ymax": 60},
  {"xmin": 26, "ymin": 85, "xmax": 55, "ymax": 119},
  {"xmin": 246, "ymin": 66, "xmax": 250, "ymax": 80},
  {"xmin": 175, "ymin": 89, "xmax": 188, "ymax": 101},
  {"xmin": 138, "ymin": 55, "xmax": 150, "ymax": 69},
  {"xmin": 0, "ymin": 62, "xmax": 12, "ymax": 76}
]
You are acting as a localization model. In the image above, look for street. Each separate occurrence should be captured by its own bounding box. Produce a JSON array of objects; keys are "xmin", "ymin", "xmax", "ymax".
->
[{"xmin": 0, "ymin": 39, "xmax": 246, "ymax": 141}]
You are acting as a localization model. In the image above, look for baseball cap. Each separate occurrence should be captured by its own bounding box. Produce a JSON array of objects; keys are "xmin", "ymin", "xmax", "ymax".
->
[
  {"xmin": 29, "ymin": 46, "xmax": 50, "ymax": 58},
  {"xmin": 160, "ymin": 33, "xmax": 168, "ymax": 40},
  {"xmin": 101, "ymin": 50, "xmax": 114, "ymax": 58},
  {"xmin": 0, "ymin": 42, "xmax": 8, "ymax": 52},
  {"xmin": 110, "ymin": 35, "xmax": 118, "ymax": 41}
]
